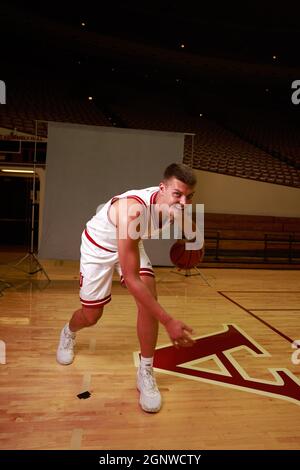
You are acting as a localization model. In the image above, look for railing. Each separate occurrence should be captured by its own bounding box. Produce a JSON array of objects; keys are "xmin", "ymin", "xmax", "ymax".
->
[{"xmin": 204, "ymin": 230, "xmax": 300, "ymax": 264}]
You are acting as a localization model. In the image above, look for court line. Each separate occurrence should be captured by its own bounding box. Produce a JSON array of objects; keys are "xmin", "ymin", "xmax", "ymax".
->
[
  {"xmin": 81, "ymin": 373, "xmax": 91, "ymax": 392},
  {"xmin": 70, "ymin": 428, "xmax": 83, "ymax": 450},
  {"xmin": 219, "ymin": 291, "xmax": 300, "ymax": 293},
  {"xmin": 250, "ymin": 309, "xmax": 300, "ymax": 311},
  {"xmin": 218, "ymin": 291, "xmax": 295, "ymax": 344}
]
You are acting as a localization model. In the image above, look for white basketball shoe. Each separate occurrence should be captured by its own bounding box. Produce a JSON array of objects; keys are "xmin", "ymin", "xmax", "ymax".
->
[
  {"xmin": 137, "ymin": 365, "xmax": 162, "ymax": 413},
  {"xmin": 56, "ymin": 324, "xmax": 76, "ymax": 365}
]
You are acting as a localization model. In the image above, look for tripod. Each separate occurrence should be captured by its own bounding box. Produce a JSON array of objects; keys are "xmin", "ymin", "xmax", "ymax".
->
[
  {"xmin": 171, "ymin": 265, "xmax": 212, "ymax": 286},
  {"xmin": 10, "ymin": 120, "xmax": 50, "ymax": 282}
]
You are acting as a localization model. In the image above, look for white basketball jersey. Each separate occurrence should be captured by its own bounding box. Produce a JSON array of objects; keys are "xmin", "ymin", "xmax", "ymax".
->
[{"xmin": 85, "ymin": 187, "xmax": 159, "ymax": 252}]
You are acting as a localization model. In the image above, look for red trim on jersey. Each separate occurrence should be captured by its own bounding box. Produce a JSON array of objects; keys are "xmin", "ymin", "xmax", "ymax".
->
[
  {"xmin": 120, "ymin": 269, "xmax": 154, "ymax": 285},
  {"xmin": 139, "ymin": 268, "xmax": 155, "ymax": 278},
  {"xmin": 80, "ymin": 294, "xmax": 111, "ymax": 307},
  {"xmin": 150, "ymin": 190, "xmax": 159, "ymax": 205},
  {"xmin": 139, "ymin": 272, "xmax": 155, "ymax": 278},
  {"xmin": 121, "ymin": 268, "xmax": 154, "ymax": 276},
  {"xmin": 129, "ymin": 195, "xmax": 147, "ymax": 207},
  {"xmin": 84, "ymin": 229, "xmax": 116, "ymax": 253},
  {"xmin": 109, "ymin": 195, "xmax": 147, "ymax": 227},
  {"xmin": 111, "ymin": 195, "xmax": 147, "ymax": 208},
  {"xmin": 110, "ymin": 196, "xmax": 119, "ymax": 205}
]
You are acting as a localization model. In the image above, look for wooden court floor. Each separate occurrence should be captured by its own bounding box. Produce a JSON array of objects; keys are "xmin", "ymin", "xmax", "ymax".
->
[{"xmin": 0, "ymin": 258, "xmax": 300, "ymax": 450}]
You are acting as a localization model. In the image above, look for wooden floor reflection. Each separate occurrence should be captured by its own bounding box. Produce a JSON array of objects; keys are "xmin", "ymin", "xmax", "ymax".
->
[{"xmin": 0, "ymin": 258, "xmax": 300, "ymax": 449}]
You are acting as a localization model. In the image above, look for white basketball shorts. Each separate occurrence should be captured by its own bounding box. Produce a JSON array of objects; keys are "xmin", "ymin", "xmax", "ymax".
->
[{"xmin": 79, "ymin": 229, "xmax": 154, "ymax": 308}]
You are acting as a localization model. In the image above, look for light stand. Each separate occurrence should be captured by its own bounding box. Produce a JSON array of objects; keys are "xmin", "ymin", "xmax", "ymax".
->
[
  {"xmin": 171, "ymin": 265, "xmax": 211, "ymax": 286},
  {"xmin": 10, "ymin": 120, "xmax": 50, "ymax": 282},
  {"xmin": 0, "ymin": 279, "xmax": 11, "ymax": 296}
]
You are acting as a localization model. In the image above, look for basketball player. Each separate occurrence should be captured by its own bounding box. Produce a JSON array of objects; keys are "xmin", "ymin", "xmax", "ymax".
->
[{"xmin": 57, "ymin": 163, "xmax": 201, "ymax": 413}]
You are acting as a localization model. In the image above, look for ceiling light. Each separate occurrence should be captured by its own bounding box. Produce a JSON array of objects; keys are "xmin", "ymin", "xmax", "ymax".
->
[{"xmin": 1, "ymin": 169, "xmax": 34, "ymax": 174}]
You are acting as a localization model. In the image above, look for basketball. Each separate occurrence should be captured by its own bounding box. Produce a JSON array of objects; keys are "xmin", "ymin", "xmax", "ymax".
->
[{"xmin": 170, "ymin": 241, "xmax": 204, "ymax": 269}]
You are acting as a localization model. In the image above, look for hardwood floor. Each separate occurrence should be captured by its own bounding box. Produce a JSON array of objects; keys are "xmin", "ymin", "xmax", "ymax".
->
[{"xmin": 0, "ymin": 259, "xmax": 300, "ymax": 449}]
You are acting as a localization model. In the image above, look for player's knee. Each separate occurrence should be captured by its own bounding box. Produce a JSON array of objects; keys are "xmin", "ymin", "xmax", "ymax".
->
[{"xmin": 81, "ymin": 306, "xmax": 103, "ymax": 326}]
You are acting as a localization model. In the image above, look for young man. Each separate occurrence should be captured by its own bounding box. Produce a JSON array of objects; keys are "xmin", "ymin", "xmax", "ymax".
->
[{"xmin": 57, "ymin": 163, "xmax": 200, "ymax": 413}]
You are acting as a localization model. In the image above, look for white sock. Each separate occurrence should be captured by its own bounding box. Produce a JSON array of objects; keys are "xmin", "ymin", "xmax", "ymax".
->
[
  {"xmin": 140, "ymin": 356, "xmax": 153, "ymax": 369},
  {"xmin": 64, "ymin": 323, "xmax": 76, "ymax": 337}
]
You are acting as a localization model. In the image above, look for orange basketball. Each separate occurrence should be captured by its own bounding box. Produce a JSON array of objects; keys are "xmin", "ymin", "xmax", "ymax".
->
[{"xmin": 170, "ymin": 241, "xmax": 204, "ymax": 269}]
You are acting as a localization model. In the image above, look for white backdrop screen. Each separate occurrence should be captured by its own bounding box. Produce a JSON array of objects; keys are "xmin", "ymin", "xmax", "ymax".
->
[{"xmin": 39, "ymin": 122, "xmax": 185, "ymax": 263}]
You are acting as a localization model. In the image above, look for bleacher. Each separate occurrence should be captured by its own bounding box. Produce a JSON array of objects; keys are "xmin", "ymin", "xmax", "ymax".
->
[
  {"xmin": 203, "ymin": 213, "xmax": 300, "ymax": 266},
  {"xmin": 2, "ymin": 82, "xmax": 300, "ymax": 189},
  {"xmin": 0, "ymin": 81, "xmax": 111, "ymax": 138},
  {"xmin": 109, "ymin": 96, "xmax": 300, "ymax": 189},
  {"xmin": 1, "ymin": 85, "xmax": 300, "ymax": 266},
  {"xmin": 210, "ymin": 103, "xmax": 300, "ymax": 169}
]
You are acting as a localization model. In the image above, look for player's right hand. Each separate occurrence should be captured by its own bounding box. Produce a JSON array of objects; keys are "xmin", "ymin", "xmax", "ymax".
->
[{"xmin": 165, "ymin": 318, "xmax": 195, "ymax": 348}]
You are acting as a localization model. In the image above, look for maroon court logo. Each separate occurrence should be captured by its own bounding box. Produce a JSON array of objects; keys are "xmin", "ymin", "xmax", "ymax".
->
[{"xmin": 134, "ymin": 324, "xmax": 300, "ymax": 406}]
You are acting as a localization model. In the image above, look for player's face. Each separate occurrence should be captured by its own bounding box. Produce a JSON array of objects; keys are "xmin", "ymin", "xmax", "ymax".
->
[{"xmin": 159, "ymin": 177, "xmax": 195, "ymax": 209}]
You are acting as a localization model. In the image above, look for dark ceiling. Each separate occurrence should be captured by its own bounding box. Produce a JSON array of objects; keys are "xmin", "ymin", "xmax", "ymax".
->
[
  {"xmin": 3, "ymin": 1, "xmax": 299, "ymax": 62},
  {"xmin": 1, "ymin": 1, "xmax": 300, "ymax": 112}
]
